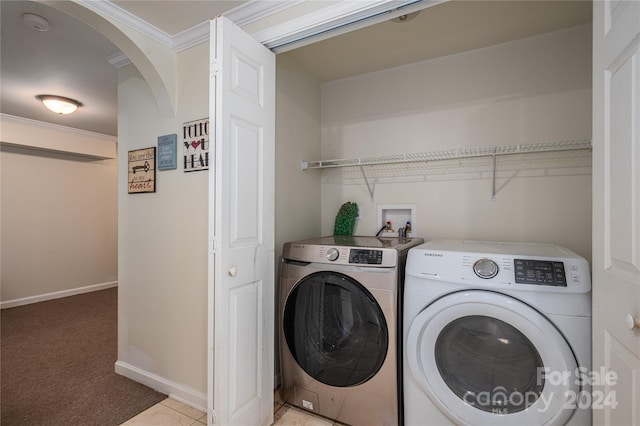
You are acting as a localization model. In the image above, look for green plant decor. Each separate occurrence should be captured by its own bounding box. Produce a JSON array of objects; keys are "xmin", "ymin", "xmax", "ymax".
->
[{"xmin": 333, "ymin": 202, "xmax": 359, "ymax": 236}]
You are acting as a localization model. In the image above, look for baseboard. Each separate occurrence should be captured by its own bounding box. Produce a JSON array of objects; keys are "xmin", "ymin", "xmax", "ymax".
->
[
  {"xmin": 115, "ymin": 360, "xmax": 207, "ymax": 412},
  {"xmin": 1, "ymin": 281, "xmax": 118, "ymax": 309}
]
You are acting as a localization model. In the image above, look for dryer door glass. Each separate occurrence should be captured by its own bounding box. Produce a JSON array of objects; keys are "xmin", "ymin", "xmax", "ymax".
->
[
  {"xmin": 283, "ymin": 271, "xmax": 388, "ymax": 387},
  {"xmin": 435, "ymin": 315, "xmax": 544, "ymax": 414}
]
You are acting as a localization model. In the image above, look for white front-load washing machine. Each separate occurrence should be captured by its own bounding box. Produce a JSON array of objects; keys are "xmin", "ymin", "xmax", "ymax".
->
[
  {"xmin": 280, "ymin": 235, "xmax": 423, "ymax": 426},
  {"xmin": 403, "ymin": 240, "xmax": 591, "ymax": 426}
]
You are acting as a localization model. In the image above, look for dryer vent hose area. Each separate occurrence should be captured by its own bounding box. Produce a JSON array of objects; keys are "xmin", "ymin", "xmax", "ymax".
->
[{"xmin": 333, "ymin": 202, "xmax": 358, "ymax": 236}]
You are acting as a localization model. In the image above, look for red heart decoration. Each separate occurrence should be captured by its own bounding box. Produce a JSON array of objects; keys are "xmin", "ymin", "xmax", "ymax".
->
[{"xmin": 191, "ymin": 141, "xmax": 201, "ymax": 149}]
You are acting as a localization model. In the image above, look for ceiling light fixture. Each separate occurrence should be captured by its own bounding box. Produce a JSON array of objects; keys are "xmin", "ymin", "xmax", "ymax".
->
[
  {"xmin": 22, "ymin": 13, "xmax": 50, "ymax": 32},
  {"xmin": 36, "ymin": 95, "xmax": 82, "ymax": 115}
]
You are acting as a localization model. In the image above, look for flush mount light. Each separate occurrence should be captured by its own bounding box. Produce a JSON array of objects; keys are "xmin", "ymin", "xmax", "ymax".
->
[
  {"xmin": 36, "ymin": 95, "xmax": 82, "ymax": 115},
  {"xmin": 22, "ymin": 13, "xmax": 50, "ymax": 32}
]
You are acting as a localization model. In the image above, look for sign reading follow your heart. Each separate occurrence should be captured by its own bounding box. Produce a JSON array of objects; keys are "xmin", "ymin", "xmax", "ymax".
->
[{"xmin": 183, "ymin": 118, "xmax": 209, "ymax": 172}]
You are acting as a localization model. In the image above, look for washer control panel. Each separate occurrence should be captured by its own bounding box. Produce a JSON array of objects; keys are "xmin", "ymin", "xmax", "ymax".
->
[
  {"xmin": 285, "ymin": 244, "xmax": 398, "ymax": 267},
  {"xmin": 326, "ymin": 248, "xmax": 340, "ymax": 261},
  {"xmin": 349, "ymin": 249, "xmax": 384, "ymax": 265},
  {"xmin": 514, "ymin": 259, "xmax": 566, "ymax": 286},
  {"xmin": 405, "ymin": 240, "xmax": 591, "ymax": 293},
  {"xmin": 473, "ymin": 259, "xmax": 499, "ymax": 279}
]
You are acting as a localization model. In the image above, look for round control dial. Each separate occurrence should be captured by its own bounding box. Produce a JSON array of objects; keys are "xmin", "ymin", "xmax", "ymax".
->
[
  {"xmin": 326, "ymin": 248, "xmax": 340, "ymax": 261},
  {"xmin": 473, "ymin": 258, "xmax": 499, "ymax": 279}
]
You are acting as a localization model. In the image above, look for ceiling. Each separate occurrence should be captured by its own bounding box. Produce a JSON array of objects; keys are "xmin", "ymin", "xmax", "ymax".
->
[
  {"xmin": 0, "ymin": 1, "xmax": 592, "ymax": 138},
  {"xmin": 281, "ymin": 0, "xmax": 592, "ymax": 82},
  {"xmin": 0, "ymin": 0, "xmax": 241, "ymax": 137}
]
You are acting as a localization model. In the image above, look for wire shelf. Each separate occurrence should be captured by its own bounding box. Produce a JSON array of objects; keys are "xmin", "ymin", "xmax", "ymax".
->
[
  {"xmin": 300, "ymin": 138, "xmax": 592, "ymax": 200},
  {"xmin": 301, "ymin": 139, "xmax": 592, "ymax": 170}
]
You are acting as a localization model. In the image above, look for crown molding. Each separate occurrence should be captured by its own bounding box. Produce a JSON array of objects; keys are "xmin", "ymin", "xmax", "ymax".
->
[
  {"xmin": 76, "ymin": 0, "xmax": 302, "ymax": 54},
  {"xmin": 225, "ymin": 0, "xmax": 306, "ymax": 27},
  {"xmin": 106, "ymin": 51, "xmax": 131, "ymax": 68},
  {"xmin": 75, "ymin": 0, "xmax": 174, "ymax": 48},
  {"xmin": 173, "ymin": 21, "xmax": 210, "ymax": 52},
  {"xmin": 81, "ymin": 0, "xmax": 435, "ymax": 58}
]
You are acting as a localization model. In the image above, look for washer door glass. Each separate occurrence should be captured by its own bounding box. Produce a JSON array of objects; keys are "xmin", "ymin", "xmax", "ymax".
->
[
  {"xmin": 435, "ymin": 315, "xmax": 544, "ymax": 414},
  {"xmin": 405, "ymin": 290, "xmax": 580, "ymax": 426},
  {"xmin": 283, "ymin": 271, "xmax": 388, "ymax": 387}
]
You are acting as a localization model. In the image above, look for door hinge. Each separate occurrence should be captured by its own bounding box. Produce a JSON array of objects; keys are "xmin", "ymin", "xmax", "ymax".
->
[
  {"xmin": 209, "ymin": 237, "xmax": 217, "ymax": 253},
  {"xmin": 210, "ymin": 60, "xmax": 219, "ymax": 77}
]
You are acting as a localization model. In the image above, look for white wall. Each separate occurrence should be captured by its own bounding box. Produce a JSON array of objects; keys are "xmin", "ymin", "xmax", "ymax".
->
[
  {"xmin": 275, "ymin": 55, "xmax": 322, "ymax": 260},
  {"xmin": 274, "ymin": 54, "xmax": 322, "ymax": 385},
  {"xmin": 0, "ymin": 137, "xmax": 117, "ymax": 306},
  {"xmin": 319, "ymin": 26, "xmax": 593, "ymax": 261},
  {"xmin": 116, "ymin": 42, "xmax": 209, "ymax": 408}
]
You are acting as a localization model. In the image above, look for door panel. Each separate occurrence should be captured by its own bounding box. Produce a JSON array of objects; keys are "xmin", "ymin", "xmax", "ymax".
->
[
  {"xmin": 603, "ymin": 331, "xmax": 640, "ymax": 425},
  {"xmin": 231, "ymin": 50, "xmax": 264, "ymax": 105},
  {"xmin": 593, "ymin": 1, "xmax": 640, "ymax": 424},
  {"xmin": 230, "ymin": 118, "xmax": 261, "ymax": 243},
  {"xmin": 229, "ymin": 281, "xmax": 261, "ymax": 414},
  {"xmin": 209, "ymin": 15, "xmax": 275, "ymax": 426}
]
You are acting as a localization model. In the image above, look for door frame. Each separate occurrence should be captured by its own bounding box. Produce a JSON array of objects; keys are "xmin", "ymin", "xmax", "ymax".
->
[
  {"xmin": 227, "ymin": 0, "xmax": 445, "ymax": 52},
  {"xmin": 210, "ymin": 0, "xmax": 636, "ymax": 423}
]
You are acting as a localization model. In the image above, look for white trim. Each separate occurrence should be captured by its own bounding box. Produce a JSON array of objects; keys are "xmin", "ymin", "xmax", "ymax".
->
[
  {"xmin": 77, "ymin": 0, "xmax": 302, "ymax": 53},
  {"xmin": 250, "ymin": 0, "xmax": 398, "ymax": 47},
  {"xmin": 75, "ymin": 0, "xmax": 173, "ymax": 48},
  {"xmin": 82, "ymin": 0, "xmax": 439, "ymax": 57},
  {"xmin": 0, "ymin": 281, "xmax": 118, "ymax": 309},
  {"xmin": 106, "ymin": 51, "xmax": 131, "ymax": 68},
  {"xmin": 115, "ymin": 361, "xmax": 207, "ymax": 412},
  {"xmin": 250, "ymin": 0, "xmax": 436, "ymax": 52},
  {"xmin": 0, "ymin": 113, "xmax": 118, "ymax": 141},
  {"xmin": 173, "ymin": 21, "xmax": 210, "ymax": 52},
  {"xmin": 171, "ymin": 0, "xmax": 309, "ymax": 51},
  {"xmin": 225, "ymin": 0, "xmax": 306, "ymax": 27}
]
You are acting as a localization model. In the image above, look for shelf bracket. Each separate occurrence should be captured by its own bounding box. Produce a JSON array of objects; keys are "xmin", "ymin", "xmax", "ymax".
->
[
  {"xmin": 360, "ymin": 165, "xmax": 375, "ymax": 200},
  {"xmin": 491, "ymin": 150, "xmax": 497, "ymax": 201}
]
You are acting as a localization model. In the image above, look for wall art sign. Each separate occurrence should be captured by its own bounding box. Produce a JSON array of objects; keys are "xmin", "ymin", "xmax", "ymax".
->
[
  {"xmin": 157, "ymin": 133, "xmax": 177, "ymax": 170},
  {"xmin": 128, "ymin": 147, "xmax": 156, "ymax": 194},
  {"xmin": 183, "ymin": 118, "xmax": 209, "ymax": 172}
]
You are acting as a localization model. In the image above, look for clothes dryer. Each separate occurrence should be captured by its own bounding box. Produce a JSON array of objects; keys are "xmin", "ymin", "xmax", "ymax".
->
[
  {"xmin": 403, "ymin": 240, "xmax": 592, "ymax": 426},
  {"xmin": 280, "ymin": 235, "xmax": 423, "ymax": 426}
]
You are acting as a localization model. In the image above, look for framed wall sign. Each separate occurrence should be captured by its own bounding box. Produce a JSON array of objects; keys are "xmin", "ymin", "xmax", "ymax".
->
[
  {"xmin": 183, "ymin": 118, "xmax": 209, "ymax": 172},
  {"xmin": 128, "ymin": 147, "xmax": 156, "ymax": 194},
  {"xmin": 157, "ymin": 134, "xmax": 177, "ymax": 170}
]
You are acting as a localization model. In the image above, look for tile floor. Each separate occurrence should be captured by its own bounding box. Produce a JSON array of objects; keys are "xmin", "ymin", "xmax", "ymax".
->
[
  {"xmin": 120, "ymin": 398, "xmax": 206, "ymax": 426},
  {"xmin": 120, "ymin": 395, "xmax": 342, "ymax": 426}
]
